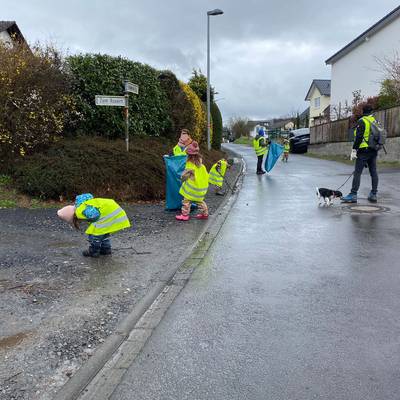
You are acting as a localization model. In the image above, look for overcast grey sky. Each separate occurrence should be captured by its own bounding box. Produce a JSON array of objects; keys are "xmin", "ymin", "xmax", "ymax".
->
[{"xmin": 1, "ymin": 0, "xmax": 399, "ymax": 122}]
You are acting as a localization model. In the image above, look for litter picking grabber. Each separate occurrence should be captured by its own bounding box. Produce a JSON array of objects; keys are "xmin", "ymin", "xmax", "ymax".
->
[{"xmin": 216, "ymin": 169, "xmax": 234, "ymax": 192}]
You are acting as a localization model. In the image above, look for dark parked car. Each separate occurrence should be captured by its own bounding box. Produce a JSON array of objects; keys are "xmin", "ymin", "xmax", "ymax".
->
[{"xmin": 289, "ymin": 128, "xmax": 310, "ymax": 153}]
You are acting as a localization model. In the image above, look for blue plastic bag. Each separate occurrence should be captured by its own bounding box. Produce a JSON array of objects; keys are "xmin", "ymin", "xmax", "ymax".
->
[
  {"xmin": 265, "ymin": 142, "xmax": 284, "ymax": 172},
  {"xmin": 163, "ymin": 155, "xmax": 187, "ymax": 210}
]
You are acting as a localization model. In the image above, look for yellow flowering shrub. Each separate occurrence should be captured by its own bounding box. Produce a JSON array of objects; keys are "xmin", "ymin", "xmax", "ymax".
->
[
  {"xmin": 0, "ymin": 42, "xmax": 78, "ymax": 168},
  {"xmin": 180, "ymin": 82, "xmax": 209, "ymax": 144}
]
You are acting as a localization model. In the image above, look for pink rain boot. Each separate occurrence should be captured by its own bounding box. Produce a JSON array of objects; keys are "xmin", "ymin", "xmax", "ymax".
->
[
  {"xmin": 195, "ymin": 214, "xmax": 208, "ymax": 220},
  {"xmin": 176, "ymin": 214, "xmax": 190, "ymax": 221}
]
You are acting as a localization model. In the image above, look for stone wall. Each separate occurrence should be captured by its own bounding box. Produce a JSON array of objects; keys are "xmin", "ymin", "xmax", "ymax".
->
[{"xmin": 308, "ymin": 137, "xmax": 400, "ymax": 162}]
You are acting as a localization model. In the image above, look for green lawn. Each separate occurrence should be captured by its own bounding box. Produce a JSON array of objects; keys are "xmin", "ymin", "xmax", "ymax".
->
[
  {"xmin": 0, "ymin": 174, "xmax": 51, "ymax": 208},
  {"xmin": 233, "ymin": 136, "xmax": 253, "ymax": 145}
]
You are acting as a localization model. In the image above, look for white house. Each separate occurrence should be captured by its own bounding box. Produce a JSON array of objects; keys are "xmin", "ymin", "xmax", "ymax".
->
[
  {"xmin": 326, "ymin": 5, "xmax": 400, "ymax": 118},
  {"xmin": 0, "ymin": 21, "xmax": 26, "ymax": 46},
  {"xmin": 305, "ymin": 79, "xmax": 331, "ymax": 127}
]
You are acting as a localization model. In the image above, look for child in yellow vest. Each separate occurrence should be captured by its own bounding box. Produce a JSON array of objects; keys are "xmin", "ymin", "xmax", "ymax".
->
[
  {"xmin": 176, "ymin": 141, "xmax": 209, "ymax": 221},
  {"xmin": 172, "ymin": 129, "xmax": 192, "ymax": 156},
  {"xmin": 282, "ymin": 139, "xmax": 290, "ymax": 162},
  {"xmin": 57, "ymin": 193, "xmax": 131, "ymax": 257},
  {"xmin": 209, "ymin": 158, "xmax": 234, "ymax": 195}
]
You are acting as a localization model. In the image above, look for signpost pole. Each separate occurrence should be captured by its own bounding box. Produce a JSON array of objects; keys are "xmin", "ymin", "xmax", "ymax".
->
[{"xmin": 124, "ymin": 82, "xmax": 129, "ymax": 152}]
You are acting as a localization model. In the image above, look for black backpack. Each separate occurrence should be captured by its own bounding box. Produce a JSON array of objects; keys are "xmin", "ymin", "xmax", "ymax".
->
[{"xmin": 365, "ymin": 117, "xmax": 387, "ymax": 151}]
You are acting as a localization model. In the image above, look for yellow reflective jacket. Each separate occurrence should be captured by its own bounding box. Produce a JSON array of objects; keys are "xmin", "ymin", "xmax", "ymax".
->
[
  {"xmin": 253, "ymin": 136, "xmax": 267, "ymax": 156},
  {"xmin": 209, "ymin": 160, "xmax": 227, "ymax": 188},
  {"xmin": 354, "ymin": 115, "xmax": 376, "ymax": 149},
  {"xmin": 173, "ymin": 144, "xmax": 187, "ymax": 156},
  {"xmin": 179, "ymin": 161, "xmax": 209, "ymax": 202},
  {"xmin": 75, "ymin": 198, "xmax": 131, "ymax": 235}
]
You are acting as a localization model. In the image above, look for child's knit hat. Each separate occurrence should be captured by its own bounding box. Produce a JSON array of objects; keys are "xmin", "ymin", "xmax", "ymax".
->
[
  {"xmin": 186, "ymin": 141, "xmax": 199, "ymax": 155},
  {"xmin": 75, "ymin": 193, "xmax": 94, "ymax": 208}
]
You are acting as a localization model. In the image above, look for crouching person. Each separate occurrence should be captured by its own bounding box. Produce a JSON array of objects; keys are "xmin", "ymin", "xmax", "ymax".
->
[
  {"xmin": 209, "ymin": 158, "xmax": 233, "ymax": 195},
  {"xmin": 176, "ymin": 141, "xmax": 209, "ymax": 221},
  {"xmin": 57, "ymin": 193, "xmax": 131, "ymax": 257}
]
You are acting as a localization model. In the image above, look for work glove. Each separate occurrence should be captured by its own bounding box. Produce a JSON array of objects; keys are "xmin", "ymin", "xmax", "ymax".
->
[{"xmin": 350, "ymin": 149, "xmax": 357, "ymax": 161}]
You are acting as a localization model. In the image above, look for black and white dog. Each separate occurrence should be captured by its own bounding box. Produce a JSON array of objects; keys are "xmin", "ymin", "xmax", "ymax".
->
[{"xmin": 316, "ymin": 187, "xmax": 343, "ymax": 206}]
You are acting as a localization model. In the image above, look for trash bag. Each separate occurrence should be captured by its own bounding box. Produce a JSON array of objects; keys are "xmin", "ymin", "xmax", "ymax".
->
[
  {"xmin": 265, "ymin": 142, "xmax": 284, "ymax": 172},
  {"xmin": 163, "ymin": 155, "xmax": 187, "ymax": 210}
]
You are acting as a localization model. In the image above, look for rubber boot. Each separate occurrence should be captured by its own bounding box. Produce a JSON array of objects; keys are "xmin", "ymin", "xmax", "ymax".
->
[
  {"xmin": 368, "ymin": 191, "xmax": 377, "ymax": 203},
  {"xmin": 341, "ymin": 193, "xmax": 357, "ymax": 203},
  {"xmin": 82, "ymin": 248, "xmax": 100, "ymax": 258},
  {"xmin": 100, "ymin": 248, "xmax": 112, "ymax": 255},
  {"xmin": 195, "ymin": 214, "xmax": 208, "ymax": 220},
  {"xmin": 176, "ymin": 214, "xmax": 190, "ymax": 221}
]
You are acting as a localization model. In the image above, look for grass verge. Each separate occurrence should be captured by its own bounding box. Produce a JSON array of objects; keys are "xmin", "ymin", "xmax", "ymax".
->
[{"xmin": 233, "ymin": 136, "xmax": 253, "ymax": 145}]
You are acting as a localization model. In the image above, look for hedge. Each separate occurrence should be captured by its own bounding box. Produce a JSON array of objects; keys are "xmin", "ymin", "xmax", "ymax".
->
[
  {"xmin": 67, "ymin": 54, "xmax": 171, "ymax": 138},
  {"xmin": 158, "ymin": 70, "xmax": 195, "ymax": 141},
  {"xmin": 180, "ymin": 82, "xmax": 208, "ymax": 144},
  {"xmin": 211, "ymin": 102, "xmax": 223, "ymax": 150}
]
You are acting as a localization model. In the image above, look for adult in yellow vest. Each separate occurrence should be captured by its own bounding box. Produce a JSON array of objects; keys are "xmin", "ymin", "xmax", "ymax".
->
[
  {"xmin": 57, "ymin": 193, "xmax": 131, "ymax": 257},
  {"xmin": 176, "ymin": 141, "xmax": 209, "ymax": 221},
  {"xmin": 341, "ymin": 105, "xmax": 379, "ymax": 203},
  {"xmin": 253, "ymin": 127, "xmax": 271, "ymax": 174},
  {"xmin": 172, "ymin": 129, "xmax": 192, "ymax": 156},
  {"xmin": 209, "ymin": 158, "xmax": 234, "ymax": 195}
]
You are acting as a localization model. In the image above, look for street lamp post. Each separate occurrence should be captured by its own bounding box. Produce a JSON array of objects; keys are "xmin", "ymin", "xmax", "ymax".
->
[{"xmin": 207, "ymin": 8, "xmax": 223, "ymax": 150}]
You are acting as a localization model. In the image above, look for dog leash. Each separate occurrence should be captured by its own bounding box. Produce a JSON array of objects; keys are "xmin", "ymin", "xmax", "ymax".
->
[{"xmin": 335, "ymin": 172, "xmax": 354, "ymax": 192}]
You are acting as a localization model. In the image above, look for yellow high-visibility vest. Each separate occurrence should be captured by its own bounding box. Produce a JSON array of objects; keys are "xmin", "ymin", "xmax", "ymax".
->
[
  {"xmin": 75, "ymin": 198, "xmax": 131, "ymax": 235},
  {"xmin": 179, "ymin": 161, "xmax": 209, "ymax": 202},
  {"xmin": 354, "ymin": 115, "xmax": 376, "ymax": 149},
  {"xmin": 209, "ymin": 160, "xmax": 227, "ymax": 188},
  {"xmin": 284, "ymin": 142, "xmax": 290, "ymax": 152},
  {"xmin": 173, "ymin": 144, "xmax": 187, "ymax": 156},
  {"xmin": 253, "ymin": 136, "xmax": 267, "ymax": 156}
]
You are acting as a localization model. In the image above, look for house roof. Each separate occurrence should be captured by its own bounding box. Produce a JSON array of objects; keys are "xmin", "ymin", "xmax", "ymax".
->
[
  {"xmin": 300, "ymin": 107, "xmax": 310, "ymax": 119},
  {"xmin": 247, "ymin": 120, "xmax": 270, "ymax": 129},
  {"xmin": 326, "ymin": 5, "xmax": 400, "ymax": 65},
  {"xmin": 0, "ymin": 21, "xmax": 26, "ymax": 44},
  {"xmin": 305, "ymin": 79, "xmax": 331, "ymax": 101}
]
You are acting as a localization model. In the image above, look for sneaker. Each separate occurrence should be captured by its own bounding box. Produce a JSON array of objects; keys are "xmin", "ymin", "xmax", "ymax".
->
[
  {"xmin": 341, "ymin": 193, "xmax": 357, "ymax": 203},
  {"xmin": 256, "ymin": 171, "xmax": 266, "ymax": 175},
  {"xmin": 176, "ymin": 214, "xmax": 190, "ymax": 221},
  {"xmin": 368, "ymin": 192, "xmax": 377, "ymax": 203},
  {"xmin": 215, "ymin": 190, "xmax": 225, "ymax": 196},
  {"xmin": 82, "ymin": 249, "xmax": 100, "ymax": 258},
  {"xmin": 195, "ymin": 214, "xmax": 208, "ymax": 220}
]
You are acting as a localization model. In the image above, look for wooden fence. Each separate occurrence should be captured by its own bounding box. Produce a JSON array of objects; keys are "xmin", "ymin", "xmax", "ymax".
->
[{"xmin": 310, "ymin": 105, "xmax": 400, "ymax": 145}]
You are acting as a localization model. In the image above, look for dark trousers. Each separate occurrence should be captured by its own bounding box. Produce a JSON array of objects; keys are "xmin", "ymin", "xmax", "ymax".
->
[
  {"xmin": 351, "ymin": 150, "xmax": 378, "ymax": 195},
  {"xmin": 88, "ymin": 234, "xmax": 111, "ymax": 253},
  {"xmin": 257, "ymin": 155, "xmax": 264, "ymax": 172}
]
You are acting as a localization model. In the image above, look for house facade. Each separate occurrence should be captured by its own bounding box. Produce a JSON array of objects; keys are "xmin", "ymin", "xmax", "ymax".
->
[
  {"xmin": 305, "ymin": 79, "xmax": 331, "ymax": 127},
  {"xmin": 0, "ymin": 21, "xmax": 26, "ymax": 46},
  {"xmin": 326, "ymin": 5, "xmax": 400, "ymax": 119}
]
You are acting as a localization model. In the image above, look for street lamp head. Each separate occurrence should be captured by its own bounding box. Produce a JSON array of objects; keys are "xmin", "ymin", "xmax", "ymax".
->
[{"xmin": 207, "ymin": 9, "xmax": 224, "ymax": 16}]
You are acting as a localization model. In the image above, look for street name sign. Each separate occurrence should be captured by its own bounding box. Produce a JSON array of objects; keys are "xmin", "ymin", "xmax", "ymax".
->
[
  {"xmin": 95, "ymin": 95, "xmax": 126, "ymax": 107},
  {"xmin": 124, "ymin": 81, "xmax": 139, "ymax": 94}
]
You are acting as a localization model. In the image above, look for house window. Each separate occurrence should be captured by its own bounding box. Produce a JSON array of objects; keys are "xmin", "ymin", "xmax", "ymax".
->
[{"xmin": 314, "ymin": 97, "xmax": 320, "ymax": 109}]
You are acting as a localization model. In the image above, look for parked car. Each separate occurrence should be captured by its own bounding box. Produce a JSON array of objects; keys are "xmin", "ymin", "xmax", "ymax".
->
[{"xmin": 289, "ymin": 128, "xmax": 310, "ymax": 153}]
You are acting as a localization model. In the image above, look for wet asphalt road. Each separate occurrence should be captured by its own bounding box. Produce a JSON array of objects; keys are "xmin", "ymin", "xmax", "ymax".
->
[{"xmin": 111, "ymin": 144, "xmax": 400, "ymax": 400}]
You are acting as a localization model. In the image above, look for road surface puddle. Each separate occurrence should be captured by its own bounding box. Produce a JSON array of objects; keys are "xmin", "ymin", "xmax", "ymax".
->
[{"xmin": 0, "ymin": 331, "xmax": 31, "ymax": 350}]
